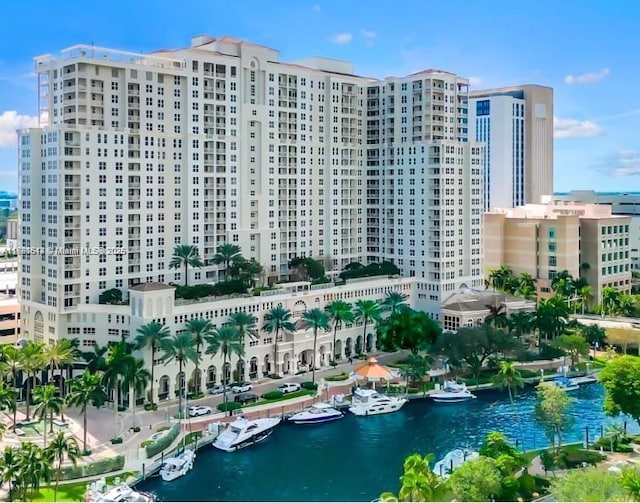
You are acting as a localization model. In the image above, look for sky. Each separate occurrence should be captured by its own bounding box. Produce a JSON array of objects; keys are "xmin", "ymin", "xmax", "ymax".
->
[{"xmin": 0, "ymin": 0, "xmax": 639, "ymax": 193}]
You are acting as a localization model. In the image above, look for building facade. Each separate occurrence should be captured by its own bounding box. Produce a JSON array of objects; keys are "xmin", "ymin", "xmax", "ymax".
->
[
  {"xmin": 484, "ymin": 200, "xmax": 632, "ymax": 304},
  {"xmin": 469, "ymin": 85, "xmax": 553, "ymax": 210}
]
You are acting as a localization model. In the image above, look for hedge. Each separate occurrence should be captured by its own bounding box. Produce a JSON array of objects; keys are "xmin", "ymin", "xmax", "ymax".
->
[
  {"xmin": 59, "ymin": 455, "xmax": 125, "ymax": 481},
  {"xmin": 145, "ymin": 422, "xmax": 181, "ymax": 459},
  {"xmin": 261, "ymin": 391, "xmax": 283, "ymax": 400},
  {"xmin": 325, "ymin": 373, "xmax": 349, "ymax": 382},
  {"xmin": 217, "ymin": 402, "xmax": 242, "ymax": 413},
  {"xmin": 301, "ymin": 381, "xmax": 318, "ymax": 391}
]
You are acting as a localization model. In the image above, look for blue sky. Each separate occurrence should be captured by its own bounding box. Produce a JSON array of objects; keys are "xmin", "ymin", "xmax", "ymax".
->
[{"xmin": 1, "ymin": 0, "xmax": 639, "ymax": 193}]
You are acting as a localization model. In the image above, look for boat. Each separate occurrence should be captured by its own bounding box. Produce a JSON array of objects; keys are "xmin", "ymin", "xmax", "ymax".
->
[
  {"xmin": 212, "ymin": 416, "xmax": 281, "ymax": 452},
  {"xmin": 552, "ymin": 376, "xmax": 580, "ymax": 392},
  {"xmin": 159, "ymin": 449, "xmax": 196, "ymax": 482},
  {"xmin": 89, "ymin": 483, "xmax": 154, "ymax": 502},
  {"xmin": 433, "ymin": 449, "xmax": 479, "ymax": 478},
  {"xmin": 429, "ymin": 381, "xmax": 477, "ymax": 403},
  {"xmin": 348, "ymin": 388, "xmax": 407, "ymax": 416},
  {"xmin": 288, "ymin": 402, "xmax": 344, "ymax": 424}
]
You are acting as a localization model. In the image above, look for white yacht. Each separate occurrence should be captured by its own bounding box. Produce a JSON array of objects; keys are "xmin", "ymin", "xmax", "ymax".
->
[
  {"xmin": 159, "ymin": 449, "xmax": 196, "ymax": 482},
  {"xmin": 433, "ymin": 449, "xmax": 479, "ymax": 478},
  {"xmin": 90, "ymin": 483, "xmax": 154, "ymax": 502},
  {"xmin": 288, "ymin": 402, "xmax": 344, "ymax": 424},
  {"xmin": 348, "ymin": 388, "xmax": 407, "ymax": 416},
  {"xmin": 213, "ymin": 416, "xmax": 281, "ymax": 452},
  {"xmin": 429, "ymin": 381, "xmax": 477, "ymax": 403}
]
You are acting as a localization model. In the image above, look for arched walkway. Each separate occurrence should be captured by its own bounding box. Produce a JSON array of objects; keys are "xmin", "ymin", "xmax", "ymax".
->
[
  {"xmin": 222, "ymin": 362, "xmax": 231, "ymax": 384},
  {"xmin": 206, "ymin": 365, "xmax": 217, "ymax": 387},
  {"xmin": 334, "ymin": 339, "xmax": 343, "ymax": 360},
  {"xmin": 249, "ymin": 357, "xmax": 258, "ymax": 379},
  {"xmin": 283, "ymin": 353, "xmax": 292, "ymax": 375},
  {"xmin": 263, "ymin": 355, "xmax": 271, "ymax": 377},
  {"xmin": 188, "ymin": 368, "xmax": 201, "ymax": 393},
  {"xmin": 345, "ymin": 337, "xmax": 353, "ymax": 357},
  {"xmin": 355, "ymin": 335, "xmax": 363, "ymax": 355},
  {"xmin": 175, "ymin": 372, "xmax": 185, "ymax": 398},
  {"xmin": 319, "ymin": 345, "xmax": 326, "ymax": 366},
  {"xmin": 235, "ymin": 359, "xmax": 245, "ymax": 382},
  {"xmin": 366, "ymin": 333, "xmax": 374, "ymax": 353},
  {"xmin": 158, "ymin": 375, "xmax": 170, "ymax": 401}
]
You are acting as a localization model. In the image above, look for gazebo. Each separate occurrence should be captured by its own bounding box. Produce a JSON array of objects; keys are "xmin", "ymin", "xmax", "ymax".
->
[{"xmin": 352, "ymin": 357, "xmax": 396, "ymax": 389}]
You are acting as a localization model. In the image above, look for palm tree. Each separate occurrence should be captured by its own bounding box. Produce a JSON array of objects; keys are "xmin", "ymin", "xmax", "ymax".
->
[
  {"xmin": 326, "ymin": 300, "xmax": 354, "ymax": 362},
  {"xmin": 103, "ymin": 342, "xmax": 135, "ymax": 411},
  {"xmin": 534, "ymin": 296, "xmax": 569, "ymax": 344},
  {"xmin": 212, "ymin": 243, "xmax": 243, "ymax": 280},
  {"xmin": 621, "ymin": 469, "xmax": 640, "ymax": 501},
  {"xmin": 398, "ymin": 453, "xmax": 439, "ymax": 502},
  {"xmin": 66, "ymin": 372, "xmax": 108, "ymax": 453},
  {"xmin": 508, "ymin": 311, "xmax": 533, "ymax": 341},
  {"xmin": 354, "ymin": 300, "xmax": 382, "ymax": 354},
  {"xmin": 485, "ymin": 303, "xmax": 508, "ymax": 330},
  {"xmin": 0, "ymin": 446, "xmax": 19, "ymax": 501},
  {"xmin": 262, "ymin": 306, "xmax": 295, "ymax": 377},
  {"xmin": 47, "ymin": 432, "xmax": 79, "ymax": 502},
  {"xmin": 601, "ymin": 286, "xmax": 622, "ymax": 317},
  {"xmin": 493, "ymin": 361, "xmax": 525, "ymax": 450},
  {"xmin": 32, "ymin": 384, "xmax": 62, "ymax": 447},
  {"xmin": 228, "ymin": 312, "xmax": 258, "ymax": 345},
  {"xmin": 161, "ymin": 333, "xmax": 199, "ymax": 418},
  {"xmin": 81, "ymin": 343, "xmax": 108, "ymax": 374},
  {"xmin": 382, "ymin": 291, "xmax": 408, "ymax": 316},
  {"xmin": 134, "ymin": 321, "xmax": 171, "ymax": 405},
  {"xmin": 169, "ymin": 244, "xmax": 204, "ymax": 286},
  {"xmin": 21, "ymin": 342, "xmax": 46, "ymax": 421},
  {"xmin": 579, "ymin": 285, "xmax": 594, "ymax": 314},
  {"xmin": 0, "ymin": 345, "xmax": 23, "ymax": 427},
  {"xmin": 0, "ymin": 383, "xmax": 17, "ymax": 431},
  {"xmin": 185, "ymin": 318, "xmax": 213, "ymax": 394},
  {"xmin": 43, "ymin": 340, "xmax": 76, "ymax": 421},
  {"xmin": 301, "ymin": 308, "xmax": 330, "ymax": 384},
  {"xmin": 121, "ymin": 359, "xmax": 150, "ymax": 429},
  {"xmin": 204, "ymin": 326, "xmax": 244, "ymax": 411},
  {"xmin": 16, "ymin": 442, "xmax": 52, "ymax": 501}
]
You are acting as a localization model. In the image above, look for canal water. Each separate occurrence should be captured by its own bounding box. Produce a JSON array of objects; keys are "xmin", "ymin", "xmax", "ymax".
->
[{"xmin": 137, "ymin": 384, "xmax": 636, "ymax": 502}]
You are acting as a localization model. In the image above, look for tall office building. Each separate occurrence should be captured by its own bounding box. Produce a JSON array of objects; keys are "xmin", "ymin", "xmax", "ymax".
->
[
  {"xmin": 17, "ymin": 35, "xmax": 484, "ymax": 344},
  {"xmin": 469, "ymin": 85, "xmax": 553, "ymax": 210}
]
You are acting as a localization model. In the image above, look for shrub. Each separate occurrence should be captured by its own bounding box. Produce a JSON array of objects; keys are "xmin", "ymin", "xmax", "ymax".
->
[
  {"xmin": 591, "ymin": 437, "xmax": 633, "ymax": 452},
  {"xmin": 131, "ymin": 426, "xmax": 141, "ymax": 433},
  {"xmin": 325, "ymin": 373, "xmax": 349, "ymax": 382},
  {"xmin": 140, "ymin": 440, "xmax": 152, "ymax": 448},
  {"xmin": 59, "ymin": 455, "xmax": 125, "ymax": 481},
  {"xmin": 261, "ymin": 391, "xmax": 283, "ymax": 400},
  {"xmin": 145, "ymin": 422, "xmax": 180, "ymax": 459},
  {"xmin": 267, "ymin": 374, "xmax": 282, "ymax": 380},
  {"xmin": 518, "ymin": 369, "xmax": 539, "ymax": 379},
  {"xmin": 110, "ymin": 437, "xmax": 123, "ymax": 445},
  {"xmin": 539, "ymin": 344, "xmax": 565, "ymax": 360},
  {"xmin": 217, "ymin": 402, "xmax": 242, "ymax": 413},
  {"xmin": 144, "ymin": 403, "xmax": 158, "ymax": 411},
  {"xmin": 560, "ymin": 449, "xmax": 604, "ymax": 468},
  {"xmin": 156, "ymin": 425, "xmax": 170, "ymax": 432},
  {"xmin": 540, "ymin": 450, "xmax": 555, "ymax": 472},
  {"xmin": 301, "ymin": 381, "xmax": 318, "ymax": 391},
  {"xmin": 187, "ymin": 392, "xmax": 204, "ymax": 400}
]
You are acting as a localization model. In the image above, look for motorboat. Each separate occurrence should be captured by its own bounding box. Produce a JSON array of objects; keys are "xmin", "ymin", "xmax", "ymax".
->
[
  {"xmin": 552, "ymin": 376, "xmax": 579, "ymax": 392},
  {"xmin": 89, "ymin": 483, "xmax": 154, "ymax": 502},
  {"xmin": 288, "ymin": 402, "xmax": 344, "ymax": 424},
  {"xmin": 433, "ymin": 449, "xmax": 479, "ymax": 478},
  {"xmin": 348, "ymin": 388, "xmax": 407, "ymax": 416},
  {"xmin": 429, "ymin": 381, "xmax": 477, "ymax": 403},
  {"xmin": 159, "ymin": 449, "xmax": 196, "ymax": 482},
  {"xmin": 212, "ymin": 416, "xmax": 281, "ymax": 452}
]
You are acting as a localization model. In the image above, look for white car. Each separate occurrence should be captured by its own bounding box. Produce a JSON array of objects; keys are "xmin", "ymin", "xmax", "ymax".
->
[
  {"xmin": 231, "ymin": 383, "xmax": 253, "ymax": 394},
  {"xmin": 207, "ymin": 385, "xmax": 225, "ymax": 396},
  {"xmin": 277, "ymin": 382, "xmax": 301, "ymax": 394},
  {"xmin": 188, "ymin": 405, "xmax": 213, "ymax": 417}
]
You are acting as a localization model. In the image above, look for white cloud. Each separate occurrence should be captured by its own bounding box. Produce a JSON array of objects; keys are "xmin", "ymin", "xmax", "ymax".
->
[
  {"xmin": 553, "ymin": 116, "xmax": 604, "ymax": 139},
  {"xmin": 312, "ymin": 4, "xmax": 320, "ymax": 12},
  {"xmin": 329, "ymin": 33, "xmax": 352, "ymax": 45},
  {"xmin": 361, "ymin": 29, "xmax": 376, "ymax": 39},
  {"xmin": 564, "ymin": 68, "xmax": 610, "ymax": 85},
  {"xmin": 0, "ymin": 110, "xmax": 44, "ymax": 147},
  {"xmin": 609, "ymin": 151, "xmax": 640, "ymax": 177},
  {"xmin": 468, "ymin": 76, "xmax": 482, "ymax": 87}
]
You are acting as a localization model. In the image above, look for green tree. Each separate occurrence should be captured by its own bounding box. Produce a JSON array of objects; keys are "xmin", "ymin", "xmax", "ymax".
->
[
  {"xmin": 534, "ymin": 382, "xmax": 575, "ymax": 451},
  {"xmin": 382, "ymin": 291, "xmax": 408, "ymax": 316},
  {"xmin": 228, "ymin": 311, "xmax": 258, "ymax": 345},
  {"xmin": 400, "ymin": 354, "xmax": 431, "ymax": 393},
  {"xmin": 378, "ymin": 308, "xmax": 441, "ymax": 355},
  {"xmin": 599, "ymin": 355, "xmax": 640, "ymax": 425},
  {"xmin": 185, "ymin": 318, "xmax": 214, "ymax": 393},
  {"xmin": 43, "ymin": 339, "xmax": 76, "ymax": 421},
  {"xmin": 549, "ymin": 466, "xmax": 627, "ymax": 502},
  {"xmin": 516, "ymin": 273, "xmax": 537, "ymax": 300},
  {"xmin": 16, "ymin": 442, "xmax": 53, "ymax": 501},
  {"xmin": 169, "ymin": 244, "xmax": 204, "ymax": 286},
  {"xmin": 262, "ymin": 306, "xmax": 295, "ymax": 376},
  {"xmin": 288, "ymin": 256, "xmax": 325, "ymax": 281},
  {"xmin": 102, "ymin": 341, "xmax": 135, "ymax": 415},
  {"xmin": 98, "ymin": 288, "xmax": 123, "ymax": 305},
  {"xmin": 579, "ymin": 285, "xmax": 594, "ymax": 314},
  {"xmin": 212, "ymin": 243, "xmax": 242, "ymax": 280},
  {"xmin": 354, "ymin": 299, "xmax": 382, "ymax": 354},
  {"xmin": 47, "ymin": 432, "xmax": 80, "ymax": 502},
  {"xmin": 32, "ymin": 384, "xmax": 62, "ymax": 447},
  {"xmin": 448, "ymin": 456, "xmax": 502, "ymax": 502},
  {"xmin": 534, "ymin": 295, "xmax": 569, "ymax": 343},
  {"xmin": 554, "ymin": 333, "xmax": 590, "ymax": 367},
  {"xmin": 121, "ymin": 358, "xmax": 150, "ymax": 428},
  {"xmin": 485, "ymin": 303, "xmax": 509, "ymax": 330},
  {"xmin": 326, "ymin": 300, "xmax": 354, "ymax": 362},
  {"xmin": 161, "ymin": 333, "xmax": 199, "ymax": 418},
  {"xmin": 134, "ymin": 321, "xmax": 171, "ymax": 405},
  {"xmin": 493, "ymin": 363, "xmax": 525, "ymax": 450},
  {"xmin": 508, "ymin": 311, "xmax": 533, "ymax": 340},
  {"xmin": 0, "ymin": 345, "xmax": 23, "ymax": 429},
  {"xmin": 0, "ymin": 383, "xmax": 17, "ymax": 431},
  {"xmin": 81, "ymin": 343, "xmax": 108, "ymax": 374},
  {"xmin": 381, "ymin": 453, "xmax": 440, "ymax": 502},
  {"xmin": 65, "ymin": 372, "xmax": 108, "ymax": 453},
  {"xmin": 621, "ymin": 469, "xmax": 640, "ymax": 502},
  {"xmin": 580, "ymin": 323, "xmax": 607, "ymax": 348},
  {"xmin": 205, "ymin": 326, "xmax": 244, "ymax": 411},
  {"xmin": 301, "ymin": 308, "xmax": 330, "ymax": 384},
  {"xmin": 602, "ymin": 286, "xmax": 622, "ymax": 316},
  {"xmin": 21, "ymin": 342, "xmax": 46, "ymax": 421},
  {"xmin": 0, "ymin": 446, "xmax": 19, "ymax": 501}
]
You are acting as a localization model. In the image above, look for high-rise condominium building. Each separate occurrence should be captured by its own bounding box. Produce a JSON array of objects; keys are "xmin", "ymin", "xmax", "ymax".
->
[
  {"xmin": 17, "ymin": 35, "xmax": 484, "ymax": 344},
  {"xmin": 469, "ymin": 85, "xmax": 553, "ymax": 210}
]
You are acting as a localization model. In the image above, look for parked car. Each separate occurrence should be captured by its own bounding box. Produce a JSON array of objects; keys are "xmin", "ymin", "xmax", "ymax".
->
[
  {"xmin": 234, "ymin": 393, "xmax": 258, "ymax": 405},
  {"xmin": 207, "ymin": 385, "xmax": 225, "ymax": 395},
  {"xmin": 188, "ymin": 405, "xmax": 213, "ymax": 417},
  {"xmin": 231, "ymin": 382, "xmax": 253, "ymax": 394},
  {"xmin": 277, "ymin": 382, "xmax": 301, "ymax": 394}
]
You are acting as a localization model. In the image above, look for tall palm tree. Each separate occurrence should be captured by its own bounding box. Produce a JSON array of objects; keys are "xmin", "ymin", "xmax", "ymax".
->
[
  {"xmin": 398, "ymin": 453, "xmax": 439, "ymax": 502},
  {"xmin": 301, "ymin": 308, "xmax": 330, "ymax": 384},
  {"xmin": 0, "ymin": 383, "xmax": 17, "ymax": 431},
  {"xmin": 262, "ymin": 306, "xmax": 295, "ymax": 377},
  {"xmin": 0, "ymin": 345, "xmax": 23, "ymax": 425},
  {"xmin": 43, "ymin": 339, "xmax": 76, "ymax": 421},
  {"xmin": 382, "ymin": 291, "xmax": 408, "ymax": 316},
  {"xmin": 204, "ymin": 326, "xmax": 244, "ymax": 411},
  {"xmin": 485, "ymin": 303, "xmax": 509, "ymax": 330},
  {"xmin": 534, "ymin": 296, "xmax": 569, "ymax": 344},
  {"xmin": 493, "ymin": 361, "xmax": 525, "ymax": 450},
  {"xmin": 228, "ymin": 312, "xmax": 258, "ymax": 345},
  {"xmin": 66, "ymin": 372, "xmax": 108, "ymax": 453},
  {"xmin": 0, "ymin": 446, "xmax": 19, "ymax": 501},
  {"xmin": 601, "ymin": 286, "xmax": 622, "ymax": 317},
  {"xmin": 16, "ymin": 442, "xmax": 52, "ymax": 501},
  {"xmin": 579, "ymin": 285, "xmax": 594, "ymax": 314},
  {"xmin": 121, "ymin": 359, "xmax": 150, "ymax": 429},
  {"xmin": 32, "ymin": 384, "xmax": 62, "ymax": 447},
  {"xmin": 81, "ymin": 343, "xmax": 108, "ymax": 374},
  {"xmin": 508, "ymin": 311, "xmax": 533, "ymax": 341},
  {"xmin": 103, "ymin": 342, "xmax": 135, "ymax": 411},
  {"xmin": 47, "ymin": 432, "xmax": 79, "ymax": 502},
  {"xmin": 185, "ymin": 318, "xmax": 213, "ymax": 393},
  {"xmin": 354, "ymin": 299, "xmax": 382, "ymax": 354},
  {"xmin": 160, "ymin": 333, "xmax": 199, "ymax": 418},
  {"xmin": 134, "ymin": 321, "xmax": 171, "ymax": 405},
  {"xmin": 169, "ymin": 244, "xmax": 204, "ymax": 286},
  {"xmin": 21, "ymin": 342, "xmax": 46, "ymax": 421},
  {"xmin": 212, "ymin": 243, "xmax": 242, "ymax": 280},
  {"xmin": 326, "ymin": 300, "xmax": 354, "ymax": 362}
]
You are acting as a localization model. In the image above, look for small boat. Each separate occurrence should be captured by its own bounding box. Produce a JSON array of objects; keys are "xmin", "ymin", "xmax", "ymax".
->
[
  {"xmin": 552, "ymin": 376, "xmax": 579, "ymax": 392},
  {"xmin": 288, "ymin": 402, "xmax": 344, "ymax": 424},
  {"xmin": 433, "ymin": 449, "xmax": 479, "ymax": 478},
  {"xmin": 90, "ymin": 483, "xmax": 154, "ymax": 502},
  {"xmin": 212, "ymin": 416, "xmax": 281, "ymax": 452},
  {"xmin": 430, "ymin": 381, "xmax": 477, "ymax": 403},
  {"xmin": 348, "ymin": 388, "xmax": 407, "ymax": 416},
  {"xmin": 159, "ymin": 449, "xmax": 196, "ymax": 482}
]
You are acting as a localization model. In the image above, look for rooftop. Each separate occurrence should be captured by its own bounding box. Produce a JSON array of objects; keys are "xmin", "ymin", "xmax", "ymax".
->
[
  {"xmin": 442, "ymin": 288, "xmax": 534, "ymax": 313},
  {"xmin": 129, "ymin": 282, "xmax": 176, "ymax": 293}
]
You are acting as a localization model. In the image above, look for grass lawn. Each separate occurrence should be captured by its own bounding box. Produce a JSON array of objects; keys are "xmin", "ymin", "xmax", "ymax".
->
[
  {"xmin": 244, "ymin": 389, "xmax": 315, "ymax": 407},
  {"xmin": 522, "ymin": 442, "xmax": 583, "ymax": 463},
  {"xmin": 184, "ymin": 430, "xmax": 203, "ymax": 445},
  {"xmin": 30, "ymin": 471, "xmax": 137, "ymax": 502}
]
